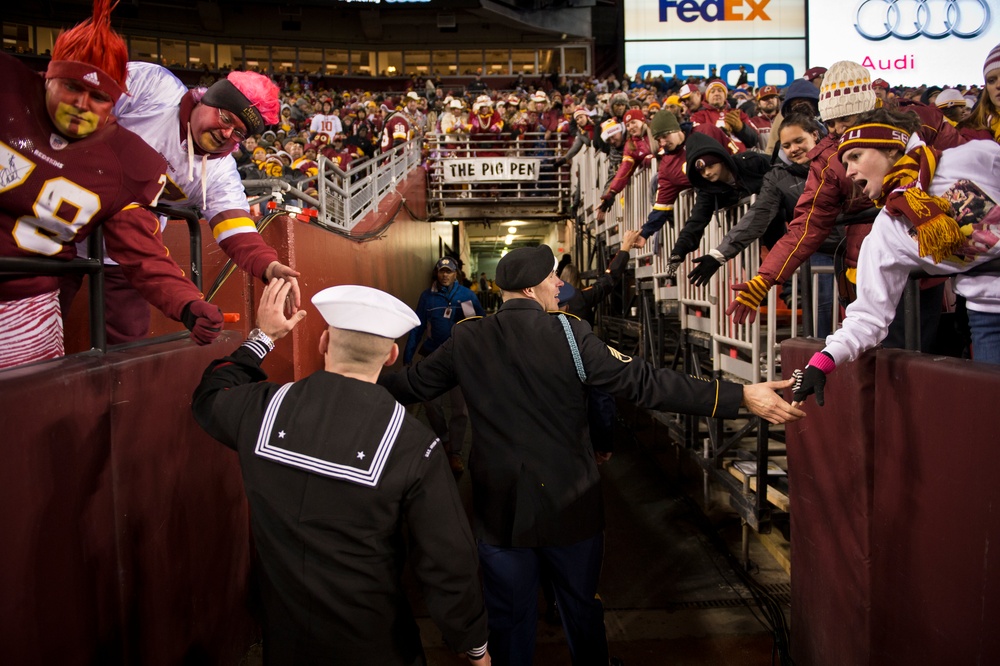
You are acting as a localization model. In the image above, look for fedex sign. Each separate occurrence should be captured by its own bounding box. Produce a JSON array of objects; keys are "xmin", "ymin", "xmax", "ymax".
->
[
  {"xmin": 659, "ymin": 0, "xmax": 771, "ymax": 22},
  {"xmin": 625, "ymin": 0, "xmax": 803, "ymax": 40}
]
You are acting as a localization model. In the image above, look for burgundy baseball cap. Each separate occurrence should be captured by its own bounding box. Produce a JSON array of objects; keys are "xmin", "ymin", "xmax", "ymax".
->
[
  {"xmin": 622, "ymin": 108, "xmax": 645, "ymax": 124},
  {"xmin": 757, "ymin": 85, "xmax": 780, "ymax": 100},
  {"xmin": 804, "ymin": 67, "xmax": 827, "ymax": 81}
]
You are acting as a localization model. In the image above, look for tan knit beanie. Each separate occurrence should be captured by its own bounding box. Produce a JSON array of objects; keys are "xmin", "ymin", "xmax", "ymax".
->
[{"xmin": 818, "ymin": 61, "xmax": 876, "ymax": 121}]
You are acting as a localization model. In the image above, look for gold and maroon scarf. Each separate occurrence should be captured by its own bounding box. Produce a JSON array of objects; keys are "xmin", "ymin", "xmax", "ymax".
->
[
  {"xmin": 839, "ymin": 122, "xmax": 963, "ymax": 263},
  {"xmin": 877, "ymin": 144, "xmax": 964, "ymax": 263}
]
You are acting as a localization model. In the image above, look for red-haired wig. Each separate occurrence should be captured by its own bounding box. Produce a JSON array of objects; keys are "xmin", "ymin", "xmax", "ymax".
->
[{"xmin": 46, "ymin": 0, "xmax": 128, "ymax": 100}]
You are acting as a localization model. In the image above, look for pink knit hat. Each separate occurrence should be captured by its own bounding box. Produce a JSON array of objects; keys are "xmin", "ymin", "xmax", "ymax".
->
[{"xmin": 985, "ymin": 42, "xmax": 1000, "ymax": 79}]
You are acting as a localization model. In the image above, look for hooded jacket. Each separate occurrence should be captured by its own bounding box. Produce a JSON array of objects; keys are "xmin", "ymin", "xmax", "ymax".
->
[
  {"xmin": 670, "ymin": 132, "xmax": 771, "ymax": 258},
  {"xmin": 780, "ymin": 79, "xmax": 820, "ymax": 116},
  {"xmin": 764, "ymin": 79, "xmax": 824, "ymax": 155},
  {"xmin": 715, "ymin": 160, "xmax": 811, "ymax": 260}
]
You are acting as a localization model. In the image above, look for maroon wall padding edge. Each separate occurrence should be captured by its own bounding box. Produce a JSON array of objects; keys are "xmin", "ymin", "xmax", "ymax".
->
[
  {"xmin": 0, "ymin": 334, "xmax": 256, "ymax": 665},
  {"xmin": 870, "ymin": 349, "xmax": 1000, "ymax": 664},
  {"xmin": 785, "ymin": 339, "xmax": 1000, "ymax": 665},
  {"xmin": 783, "ymin": 338, "xmax": 878, "ymax": 666}
]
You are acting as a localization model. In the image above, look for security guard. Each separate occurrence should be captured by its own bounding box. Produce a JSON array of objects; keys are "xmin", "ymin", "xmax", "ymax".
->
[
  {"xmin": 380, "ymin": 245, "xmax": 804, "ymax": 666},
  {"xmin": 193, "ymin": 278, "xmax": 489, "ymax": 666}
]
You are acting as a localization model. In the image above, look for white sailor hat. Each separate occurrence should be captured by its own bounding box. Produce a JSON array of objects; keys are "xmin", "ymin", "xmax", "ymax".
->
[{"xmin": 311, "ymin": 285, "xmax": 420, "ymax": 339}]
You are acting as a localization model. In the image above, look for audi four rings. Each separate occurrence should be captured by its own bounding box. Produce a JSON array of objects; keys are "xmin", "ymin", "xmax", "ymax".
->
[{"xmin": 854, "ymin": 0, "xmax": 991, "ymax": 40}]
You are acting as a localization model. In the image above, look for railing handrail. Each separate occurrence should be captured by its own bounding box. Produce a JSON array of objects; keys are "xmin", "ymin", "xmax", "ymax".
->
[
  {"xmin": 0, "ymin": 208, "xmax": 208, "ymax": 358},
  {"xmin": 423, "ymin": 131, "xmax": 573, "ymax": 215}
]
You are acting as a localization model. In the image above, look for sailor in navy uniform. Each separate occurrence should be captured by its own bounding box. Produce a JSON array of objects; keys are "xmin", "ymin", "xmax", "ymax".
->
[
  {"xmin": 192, "ymin": 279, "xmax": 489, "ymax": 666},
  {"xmin": 379, "ymin": 245, "xmax": 803, "ymax": 666}
]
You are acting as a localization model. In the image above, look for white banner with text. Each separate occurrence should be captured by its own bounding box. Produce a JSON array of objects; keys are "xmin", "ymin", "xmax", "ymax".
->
[{"xmin": 440, "ymin": 158, "xmax": 541, "ymax": 183}]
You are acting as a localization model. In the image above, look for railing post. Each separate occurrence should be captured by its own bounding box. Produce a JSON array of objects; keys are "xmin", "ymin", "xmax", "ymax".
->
[{"xmin": 86, "ymin": 228, "xmax": 107, "ymax": 353}]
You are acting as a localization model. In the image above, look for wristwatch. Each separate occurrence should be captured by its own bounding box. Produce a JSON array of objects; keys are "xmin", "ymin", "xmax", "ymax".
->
[{"xmin": 246, "ymin": 328, "xmax": 275, "ymax": 352}]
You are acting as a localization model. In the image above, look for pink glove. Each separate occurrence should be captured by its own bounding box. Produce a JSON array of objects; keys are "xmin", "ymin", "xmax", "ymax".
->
[{"xmin": 181, "ymin": 300, "xmax": 224, "ymax": 345}]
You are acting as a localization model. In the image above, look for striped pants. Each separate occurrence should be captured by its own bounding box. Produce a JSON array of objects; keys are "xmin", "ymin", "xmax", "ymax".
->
[{"xmin": 0, "ymin": 291, "xmax": 63, "ymax": 369}]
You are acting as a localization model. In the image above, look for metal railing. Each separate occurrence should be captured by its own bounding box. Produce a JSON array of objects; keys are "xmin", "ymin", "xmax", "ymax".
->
[
  {"xmin": 572, "ymin": 144, "xmax": 809, "ymax": 542},
  {"xmin": 0, "ymin": 229, "xmax": 108, "ymax": 353},
  {"xmin": 425, "ymin": 132, "xmax": 572, "ymax": 214},
  {"xmin": 571, "ymin": 139, "xmax": 1000, "ymax": 545},
  {"xmin": 243, "ymin": 139, "xmax": 422, "ymax": 234}
]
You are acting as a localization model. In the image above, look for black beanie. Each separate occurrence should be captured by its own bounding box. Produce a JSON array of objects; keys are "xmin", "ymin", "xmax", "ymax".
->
[{"xmin": 496, "ymin": 245, "xmax": 556, "ymax": 290}]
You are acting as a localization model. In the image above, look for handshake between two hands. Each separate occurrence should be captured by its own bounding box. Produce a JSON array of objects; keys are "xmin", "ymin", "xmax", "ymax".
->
[{"xmin": 790, "ymin": 352, "xmax": 836, "ymax": 407}]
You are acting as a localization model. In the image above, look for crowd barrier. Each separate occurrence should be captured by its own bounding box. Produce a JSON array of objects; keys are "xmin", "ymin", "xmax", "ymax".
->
[
  {"xmin": 783, "ymin": 338, "xmax": 1000, "ymax": 666},
  {"xmin": 244, "ymin": 138, "xmax": 421, "ymax": 234}
]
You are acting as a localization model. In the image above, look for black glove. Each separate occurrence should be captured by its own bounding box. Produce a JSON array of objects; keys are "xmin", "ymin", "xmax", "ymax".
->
[
  {"xmin": 792, "ymin": 352, "xmax": 834, "ymax": 406},
  {"xmin": 181, "ymin": 300, "xmax": 224, "ymax": 346},
  {"xmin": 553, "ymin": 157, "xmax": 567, "ymax": 168},
  {"xmin": 599, "ymin": 197, "xmax": 614, "ymax": 213},
  {"xmin": 665, "ymin": 254, "xmax": 684, "ymax": 278},
  {"xmin": 689, "ymin": 254, "xmax": 722, "ymax": 287}
]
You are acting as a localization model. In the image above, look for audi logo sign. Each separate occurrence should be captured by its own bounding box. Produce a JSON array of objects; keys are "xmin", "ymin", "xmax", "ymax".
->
[
  {"xmin": 854, "ymin": 0, "xmax": 991, "ymax": 40},
  {"xmin": 808, "ymin": 0, "xmax": 1000, "ymax": 86}
]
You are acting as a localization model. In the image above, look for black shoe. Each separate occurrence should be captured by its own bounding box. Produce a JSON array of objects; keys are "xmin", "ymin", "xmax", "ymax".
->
[{"xmin": 610, "ymin": 657, "xmax": 624, "ymax": 666}]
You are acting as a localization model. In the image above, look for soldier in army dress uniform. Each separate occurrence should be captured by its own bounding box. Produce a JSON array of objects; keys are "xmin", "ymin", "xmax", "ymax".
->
[{"xmin": 380, "ymin": 244, "xmax": 804, "ymax": 666}]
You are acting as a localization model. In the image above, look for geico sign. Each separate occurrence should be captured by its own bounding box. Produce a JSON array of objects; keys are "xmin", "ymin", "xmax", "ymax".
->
[
  {"xmin": 635, "ymin": 62, "xmax": 794, "ymax": 86},
  {"xmin": 659, "ymin": 0, "xmax": 771, "ymax": 22}
]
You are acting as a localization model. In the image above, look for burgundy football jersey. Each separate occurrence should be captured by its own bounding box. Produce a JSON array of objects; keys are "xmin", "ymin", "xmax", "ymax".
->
[
  {"xmin": 0, "ymin": 53, "xmax": 170, "ymax": 302},
  {"xmin": 380, "ymin": 114, "xmax": 411, "ymax": 153}
]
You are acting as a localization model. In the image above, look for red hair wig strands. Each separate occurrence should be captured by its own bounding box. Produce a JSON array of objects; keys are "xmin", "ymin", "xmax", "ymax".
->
[{"xmin": 50, "ymin": 0, "xmax": 129, "ymax": 92}]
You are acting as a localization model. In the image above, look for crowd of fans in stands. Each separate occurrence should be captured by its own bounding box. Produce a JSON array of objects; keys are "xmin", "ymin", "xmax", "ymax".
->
[{"xmin": 228, "ymin": 64, "xmax": 990, "ymax": 191}]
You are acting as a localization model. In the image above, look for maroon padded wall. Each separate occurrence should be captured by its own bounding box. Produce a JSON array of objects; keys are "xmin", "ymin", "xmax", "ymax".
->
[
  {"xmin": 0, "ymin": 354, "xmax": 121, "ymax": 665},
  {"xmin": 0, "ymin": 334, "xmax": 255, "ymax": 665},
  {"xmin": 870, "ymin": 349, "xmax": 1000, "ymax": 663},
  {"xmin": 783, "ymin": 338, "xmax": 878, "ymax": 666},
  {"xmin": 6, "ymin": 168, "xmax": 436, "ymax": 663},
  {"xmin": 785, "ymin": 339, "xmax": 1000, "ymax": 665}
]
